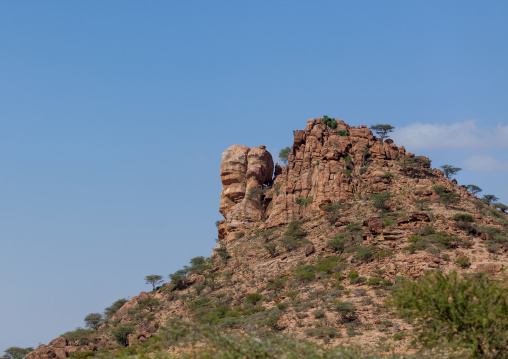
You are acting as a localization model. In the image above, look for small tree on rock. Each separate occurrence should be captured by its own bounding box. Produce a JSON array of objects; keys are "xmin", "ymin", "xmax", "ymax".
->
[
  {"xmin": 3, "ymin": 347, "xmax": 34, "ymax": 359},
  {"xmin": 145, "ymin": 275, "xmax": 163, "ymax": 291},
  {"xmin": 370, "ymin": 124, "xmax": 395, "ymax": 141},
  {"xmin": 482, "ymin": 195, "xmax": 499, "ymax": 206},
  {"xmin": 466, "ymin": 185, "xmax": 482, "ymax": 195},
  {"xmin": 321, "ymin": 115, "xmax": 338, "ymax": 129},
  {"xmin": 84, "ymin": 313, "xmax": 103, "ymax": 330},
  {"xmin": 440, "ymin": 165, "xmax": 462, "ymax": 179},
  {"xmin": 278, "ymin": 147, "xmax": 290, "ymax": 165},
  {"xmin": 493, "ymin": 203, "xmax": 508, "ymax": 213}
]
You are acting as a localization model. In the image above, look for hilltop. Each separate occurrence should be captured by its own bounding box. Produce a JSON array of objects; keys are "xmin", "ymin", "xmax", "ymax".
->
[{"xmin": 26, "ymin": 118, "xmax": 508, "ymax": 358}]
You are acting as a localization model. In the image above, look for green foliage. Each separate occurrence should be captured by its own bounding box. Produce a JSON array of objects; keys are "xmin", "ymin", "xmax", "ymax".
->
[
  {"xmin": 139, "ymin": 297, "xmax": 161, "ymax": 312},
  {"xmin": 169, "ymin": 267, "xmax": 190, "ymax": 287},
  {"xmin": 3, "ymin": 347, "xmax": 34, "ymax": 359},
  {"xmin": 61, "ymin": 328, "xmax": 95, "ymax": 343},
  {"xmin": 104, "ymin": 298, "xmax": 128, "ymax": 321},
  {"xmin": 293, "ymin": 265, "xmax": 316, "ymax": 283},
  {"xmin": 112, "ymin": 323, "xmax": 135, "ymax": 346},
  {"xmin": 345, "ymin": 246, "xmax": 373, "ymax": 262},
  {"xmin": 190, "ymin": 256, "xmax": 206, "ymax": 267},
  {"xmin": 214, "ymin": 247, "xmax": 230, "ymax": 262},
  {"xmin": 466, "ymin": 185, "xmax": 482, "ymax": 195},
  {"xmin": 68, "ymin": 351, "xmax": 97, "ymax": 359},
  {"xmin": 315, "ymin": 255, "xmax": 340, "ymax": 274},
  {"xmin": 321, "ymin": 115, "xmax": 338, "ymax": 129},
  {"xmin": 388, "ymin": 271, "xmax": 508, "ymax": 357},
  {"xmin": 371, "ymin": 192, "xmax": 393, "ymax": 211},
  {"xmin": 215, "ymin": 220, "xmax": 221, "ymax": 228},
  {"xmin": 482, "ymin": 194, "xmax": 499, "ymax": 206},
  {"xmin": 84, "ymin": 313, "xmax": 102, "ymax": 330},
  {"xmin": 369, "ymin": 124, "xmax": 395, "ymax": 141},
  {"xmin": 344, "ymin": 168, "xmax": 352, "ymax": 176},
  {"xmin": 281, "ymin": 220, "xmax": 308, "ymax": 251},
  {"xmin": 245, "ymin": 293, "xmax": 264, "ymax": 305},
  {"xmin": 144, "ymin": 274, "xmax": 163, "ymax": 291},
  {"xmin": 440, "ymin": 164, "xmax": 462, "ymax": 179},
  {"xmin": 493, "ymin": 202, "xmax": 508, "ymax": 213},
  {"xmin": 455, "ymin": 257, "xmax": 470, "ymax": 268},
  {"xmin": 346, "ymin": 271, "xmax": 359, "ymax": 281},
  {"xmin": 278, "ymin": 147, "xmax": 291, "ymax": 165},
  {"xmin": 296, "ymin": 196, "xmax": 313, "ymax": 208},
  {"xmin": 234, "ymin": 231, "xmax": 245, "ymax": 239},
  {"xmin": 452, "ymin": 213, "xmax": 474, "ymax": 222},
  {"xmin": 328, "ymin": 236, "xmax": 346, "ymax": 253},
  {"xmin": 431, "ymin": 187, "xmax": 461, "ymax": 208},
  {"xmin": 264, "ymin": 242, "xmax": 277, "ymax": 257},
  {"xmin": 322, "ymin": 203, "xmax": 342, "ymax": 225},
  {"xmin": 337, "ymin": 130, "xmax": 349, "ymax": 136}
]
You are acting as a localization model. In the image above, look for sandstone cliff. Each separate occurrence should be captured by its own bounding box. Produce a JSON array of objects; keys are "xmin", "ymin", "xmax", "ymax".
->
[{"xmin": 218, "ymin": 117, "xmax": 474, "ymax": 240}]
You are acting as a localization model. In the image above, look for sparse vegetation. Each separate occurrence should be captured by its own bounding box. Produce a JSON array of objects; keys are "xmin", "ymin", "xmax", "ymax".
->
[
  {"xmin": 278, "ymin": 147, "xmax": 290, "ymax": 165},
  {"xmin": 388, "ymin": 271, "xmax": 508, "ymax": 357}
]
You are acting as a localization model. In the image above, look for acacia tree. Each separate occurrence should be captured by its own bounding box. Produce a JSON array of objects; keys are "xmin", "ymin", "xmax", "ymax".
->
[
  {"xmin": 84, "ymin": 313, "xmax": 103, "ymax": 330},
  {"xmin": 440, "ymin": 165, "xmax": 462, "ymax": 179},
  {"xmin": 369, "ymin": 124, "xmax": 395, "ymax": 141},
  {"xmin": 3, "ymin": 347, "xmax": 34, "ymax": 359},
  {"xmin": 482, "ymin": 195, "xmax": 499, "ymax": 206},
  {"xmin": 144, "ymin": 274, "xmax": 163, "ymax": 291},
  {"xmin": 493, "ymin": 203, "xmax": 508, "ymax": 213},
  {"xmin": 278, "ymin": 147, "xmax": 290, "ymax": 165},
  {"xmin": 466, "ymin": 184, "xmax": 482, "ymax": 195}
]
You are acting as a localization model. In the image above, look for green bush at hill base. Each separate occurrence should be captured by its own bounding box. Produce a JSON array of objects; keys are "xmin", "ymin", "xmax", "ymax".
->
[{"xmin": 388, "ymin": 271, "xmax": 508, "ymax": 358}]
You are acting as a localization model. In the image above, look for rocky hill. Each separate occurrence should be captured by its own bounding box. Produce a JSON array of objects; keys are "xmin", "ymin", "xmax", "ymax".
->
[{"xmin": 27, "ymin": 118, "xmax": 508, "ymax": 359}]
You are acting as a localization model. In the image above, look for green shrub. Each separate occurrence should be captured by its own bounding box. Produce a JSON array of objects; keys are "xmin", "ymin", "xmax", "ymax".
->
[
  {"xmin": 281, "ymin": 221, "xmax": 308, "ymax": 251},
  {"xmin": 264, "ymin": 242, "xmax": 277, "ymax": 257},
  {"xmin": 337, "ymin": 130, "xmax": 349, "ymax": 136},
  {"xmin": 455, "ymin": 257, "xmax": 470, "ymax": 268},
  {"xmin": 312, "ymin": 309, "xmax": 326, "ymax": 319},
  {"xmin": 485, "ymin": 241, "xmax": 500, "ymax": 253},
  {"xmin": 293, "ymin": 265, "xmax": 316, "ymax": 283},
  {"xmin": 61, "ymin": 328, "xmax": 94, "ymax": 343},
  {"xmin": 315, "ymin": 255, "xmax": 339, "ymax": 274},
  {"xmin": 235, "ymin": 231, "xmax": 245, "ymax": 239},
  {"xmin": 367, "ymin": 277, "xmax": 382, "ymax": 286},
  {"xmin": 328, "ymin": 237, "xmax": 346, "ymax": 253},
  {"xmin": 245, "ymin": 293, "xmax": 264, "ymax": 305},
  {"xmin": 452, "ymin": 213, "xmax": 475, "ymax": 223},
  {"xmin": 321, "ymin": 115, "xmax": 337, "ymax": 129},
  {"xmin": 112, "ymin": 323, "xmax": 135, "ymax": 347},
  {"xmin": 346, "ymin": 271, "xmax": 359, "ymax": 281},
  {"xmin": 388, "ymin": 271, "xmax": 508, "ymax": 357},
  {"xmin": 371, "ymin": 192, "xmax": 393, "ymax": 211},
  {"xmin": 346, "ymin": 246, "xmax": 373, "ymax": 261}
]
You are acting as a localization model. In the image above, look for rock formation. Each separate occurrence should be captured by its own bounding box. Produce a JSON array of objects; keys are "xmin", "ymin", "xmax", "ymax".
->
[
  {"xmin": 218, "ymin": 145, "xmax": 274, "ymax": 237},
  {"xmin": 219, "ymin": 118, "xmax": 420, "ymax": 239}
]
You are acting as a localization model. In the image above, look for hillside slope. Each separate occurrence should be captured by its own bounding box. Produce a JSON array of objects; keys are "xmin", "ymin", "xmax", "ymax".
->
[{"xmin": 27, "ymin": 118, "xmax": 508, "ymax": 358}]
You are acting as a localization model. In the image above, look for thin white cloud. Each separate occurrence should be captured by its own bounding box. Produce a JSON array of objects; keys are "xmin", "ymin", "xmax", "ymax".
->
[
  {"xmin": 462, "ymin": 155, "xmax": 508, "ymax": 172},
  {"xmin": 392, "ymin": 120, "xmax": 508, "ymax": 150}
]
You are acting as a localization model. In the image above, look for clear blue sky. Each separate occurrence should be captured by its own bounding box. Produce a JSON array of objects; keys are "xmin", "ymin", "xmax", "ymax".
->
[{"xmin": 1, "ymin": 1, "xmax": 507, "ymax": 351}]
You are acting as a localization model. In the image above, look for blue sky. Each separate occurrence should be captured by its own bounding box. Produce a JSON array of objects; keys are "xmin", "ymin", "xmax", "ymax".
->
[{"xmin": 1, "ymin": 1, "xmax": 507, "ymax": 351}]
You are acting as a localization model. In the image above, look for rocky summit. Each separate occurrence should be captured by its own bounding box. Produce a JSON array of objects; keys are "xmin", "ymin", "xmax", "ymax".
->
[{"xmin": 26, "ymin": 117, "xmax": 508, "ymax": 359}]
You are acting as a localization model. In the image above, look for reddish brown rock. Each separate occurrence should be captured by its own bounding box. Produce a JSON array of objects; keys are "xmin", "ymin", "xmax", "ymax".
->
[
  {"xmin": 368, "ymin": 217, "xmax": 385, "ymax": 234},
  {"xmin": 195, "ymin": 275, "xmax": 206, "ymax": 286},
  {"xmin": 409, "ymin": 212, "xmax": 430, "ymax": 222},
  {"xmin": 219, "ymin": 144, "xmax": 274, "ymax": 234},
  {"xmin": 49, "ymin": 338, "xmax": 67, "ymax": 349},
  {"xmin": 475, "ymin": 263, "xmax": 502, "ymax": 274},
  {"xmin": 305, "ymin": 243, "xmax": 315, "ymax": 256},
  {"xmin": 414, "ymin": 189, "xmax": 432, "ymax": 196}
]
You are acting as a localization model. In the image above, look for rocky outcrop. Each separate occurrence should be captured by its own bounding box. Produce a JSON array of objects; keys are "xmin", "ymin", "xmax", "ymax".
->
[
  {"xmin": 219, "ymin": 145, "xmax": 274, "ymax": 236},
  {"xmin": 219, "ymin": 118, "xmax": 413, "ymax": 239}
]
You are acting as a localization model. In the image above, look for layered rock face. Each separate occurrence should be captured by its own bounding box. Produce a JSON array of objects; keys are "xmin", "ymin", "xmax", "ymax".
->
[
  {"xmin": 219, "ymin": 118, "xmax": 416, "ymax": 239},
  {"xmin": 219, "ymin": 145, "xmax": 274, "ymax": 237}
]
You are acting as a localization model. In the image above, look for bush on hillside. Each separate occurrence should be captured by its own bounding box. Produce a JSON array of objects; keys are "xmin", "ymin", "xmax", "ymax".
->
[{"xmin": 388, "ymin": 271, "xmax": 508, "ymax": 357}]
